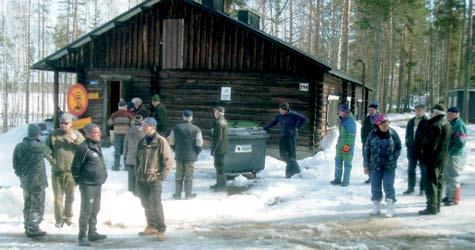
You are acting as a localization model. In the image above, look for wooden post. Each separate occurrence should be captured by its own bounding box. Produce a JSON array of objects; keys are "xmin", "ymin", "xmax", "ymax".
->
[{"xmin": 53, "ymin": 70, "xmax": 59, "ymax": 129}]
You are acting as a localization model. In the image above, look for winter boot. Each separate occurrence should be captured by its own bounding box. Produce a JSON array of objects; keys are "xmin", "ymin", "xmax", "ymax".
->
[
  {"xmin": 369, "ymin": 201, "xmax": 381, "ymax": 216},
  {"xmin": 26, "ymin": 229, "xmax": 47, "ymax": 238},
  {"xmin": 418, "ymin": 207, "xmax": 437, "ymax": 215},
  {"xmin": 173, "ymin": 181, "xmax": 183, "ymax": 200},
  {"xmin": 55, "ymin": 220, "xmax": 64, "ymax": 228},
  {"xmin": 330, "ymin": 179, "xmax": 341, "ymax": 185},
  {"xmin": 402, "ymin": 188, "xmax": 414, "ymax": 195},
  {"xmin": 364, "ymin": 178, "xmax": 371, "ymax": 184},
  {"xmin": 63, "ymin": 217, "xmax": 73, "ymax": 226},
  {"xmin": 185, "ymin": 181, "xmax": 196, "ymax": 199},
  {"xmin": 211, "ymin": 174, "xmax": 227, "ymax": 191},
  {"xmin": 88, "ymin": 232, "xmax": 107, "ymax": 241},
  {"xmin": 442, "ymin": 197, "xmax": 449, "ymax": 203},
  {"xmin": 210, "ymin": 175, "xmax": 220, "ymax": 189},
  {"xmin": 138, "ymin": 225, "xmax": 158, "ymax": 236},
  {"xmin": 157, "ymin": 231, "xmax": 165, "ymax": 241},
  {"xmin": 78, "ymin": 236, "xmax": 90, "ymax": 247},
  {"xmin": 385, "ymin": 199, "xmax": 395, "ymax": 218}
]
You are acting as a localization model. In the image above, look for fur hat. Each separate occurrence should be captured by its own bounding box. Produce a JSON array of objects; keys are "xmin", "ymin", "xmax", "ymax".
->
[
  {"xmin": 431, "ymin": 103, "xmax": 446, "ymax": 113},
  {"xmin": 28, "ymin": 123, "xmax": 42, "ymax": 138},
  {"xmin": 60, "ymin": 113, "xmax": 73, "ymax": 123}
]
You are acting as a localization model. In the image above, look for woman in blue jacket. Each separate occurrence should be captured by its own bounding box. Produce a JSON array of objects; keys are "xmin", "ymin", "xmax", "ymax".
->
[{"xmin": 363, "ymin": 114, "xmax": 401, "ymax": 217}]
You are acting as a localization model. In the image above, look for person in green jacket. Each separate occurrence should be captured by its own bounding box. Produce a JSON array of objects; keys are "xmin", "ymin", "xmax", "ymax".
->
[
  {"xmin": 151, "ymin": 94, "xmax": 168, "ymax": 136},
  {"xmin": 13, "ymin": 124, "xmax": 54, "ymax": 238},
  {"xmin": 210, "ymin": 106, "xmax": 229, "ymax": 190},
  {"xmin": 331, "ymin": 103, "xmax": 357, "ymax": 187},
  {"xmin": 443, "ymin": 106, "xmax": 467, "ymax": 206},
  {"xmin": 46, "ymin": 113, "xmax": 85, "ymax": 228}
]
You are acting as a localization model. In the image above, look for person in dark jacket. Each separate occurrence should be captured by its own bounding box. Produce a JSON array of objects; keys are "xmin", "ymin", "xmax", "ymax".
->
[
  {"xmin": 331, "ymin": 103, "xmax": 357, "ymax": 186},
  {"xmin": 418, "ymin": 104, "xmax": 451, "ymax": 215},
  {"xmin": 443, "ymin": 106, "xmax": 467, "ymax": 206},
  {"xmin": 123, "ymin": 115, "xmax": 146, "ymax": 195},
  {"xmin": 150, "ymin": 94, "xmax": 168, "ymax": 136},
  {"xmin": 108, "ymin": 100, "xmax": 134, "ymax": 171},
  {"xmin": 13, "ymin": 124, "xmax": 53, "ymax": 238},
  {"xmin": 264, "ymin": 103, "xmax": 308, "ymax": 178},
  {"xmin": 71, "ymin": 123, "xmax": 108, "ymax": 246},
  {"xmin": 169, "ymin": 110, "xmax": 203, "ymax": 199},
  {"xmin": 364, "ymin": 114, "xmax": 402, "ymax": 218},
  {"xmin": 210, "ymin": 106, "xmax": 229, "ymax": 190},
  {"xmin": 403, "ymin": 104, "xmax": 429, "ymax": 195},
  {"xmin": 361, "ymin": 101, "xmax": 379, "ymax": 184},
  {"xmin": 135, "ymin": 117, "xmax": 174, "ymax": 241}
]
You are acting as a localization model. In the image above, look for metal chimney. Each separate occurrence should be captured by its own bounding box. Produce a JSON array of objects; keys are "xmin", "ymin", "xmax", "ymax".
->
[
  {"xmin": 237, "ymin": 10, "xmax": 260, "ymax": 30},
  {"xmin": 202, "ymin": 0, "xmax": 224, "ymax": 13}
]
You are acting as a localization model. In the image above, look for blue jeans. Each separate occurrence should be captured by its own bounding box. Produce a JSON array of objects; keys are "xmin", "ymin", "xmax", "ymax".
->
[
  {"xmin": 334, "ymin": 155, "xmax": 352, "ymax": 184},
  {"xmin": 370, "ymin": 168, "xmax": 396, "ymax": 201},
  {"xmin": 113, "ymin": 134, "xmax": 125, "ymax": 169}
]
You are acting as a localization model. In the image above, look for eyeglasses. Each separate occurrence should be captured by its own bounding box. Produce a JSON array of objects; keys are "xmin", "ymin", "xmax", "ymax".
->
[{"xmin": 60, "ymin": 122, "xmax": 70, "ymax": 125}]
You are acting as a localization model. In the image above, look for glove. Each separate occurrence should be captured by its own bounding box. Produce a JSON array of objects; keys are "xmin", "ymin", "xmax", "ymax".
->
[
  {"xmin": 196, "ymin": 146, "xmax": 202, "ymax": 155},
  {"xmin": 342, "ymin": 144, "xmax": 351, "ymax": 153}
]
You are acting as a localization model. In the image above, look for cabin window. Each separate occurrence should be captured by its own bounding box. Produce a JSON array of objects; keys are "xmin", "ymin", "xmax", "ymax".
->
[
  {"xmin": 162, "ymin": 19, "xmax": 184, "ymax": 69},
  {"xmin": 327, "ymin": 95, "xmax": 339, "ymax": 128}
]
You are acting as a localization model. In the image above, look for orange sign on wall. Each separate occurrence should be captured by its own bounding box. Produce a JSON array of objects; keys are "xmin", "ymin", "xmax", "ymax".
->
[
  {"xmin": 72, "ymin": 117, "xmax": 92, "ymax": 130},
  {"xmin": 67, "ymin": 84, "xmax": 89, "ymax": 116}
]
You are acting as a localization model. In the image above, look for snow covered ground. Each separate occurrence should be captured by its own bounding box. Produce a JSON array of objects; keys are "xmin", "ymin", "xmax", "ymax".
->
[{"xmin": 0, "ymin": 115, "xmax": 474, "ymax": 249}]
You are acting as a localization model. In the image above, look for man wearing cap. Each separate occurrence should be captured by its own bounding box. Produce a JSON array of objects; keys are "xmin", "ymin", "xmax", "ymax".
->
[
  {"xmin": 169, "ymin": 110, "xmax": 203, "ymax": 199},
  {"xmin": 264, "ymin": 103, "xmax": 308, "ymax": 178},
  {"xmin": 443, "ymin": 106, "xmax": 467, "ymax": 206},
  {"xmin": 210, "ymin": 106, "xmax": 229, "ymax": 189},
  {"xmin": 361, "ymin": 101, "xmax": 380, "ymax": 184},
  {"xmin": 46, "ymin": 113, "xmax": 85, "ymax": 228},
  {"xmin": 418, "ymin": 104, "xmax": 451, "ymax": 215},
  {"xmin": 150, "ymin": 94, "xmax": 168, "ymax": 136},
  {"xmin": 123, "ymin": 115, "xmax": 146, "ymax": 195},
  {"xmin": 13, "ymin": 124, "xmax": 54, "ymax": 238},
  {"xmin": 71, "ymin": 123, "xmax": 108, "ymax": 246},
  {"xmin": 331, "ymin": 102, "xmax": 357, "ymax": 186},
  {"xmin": 108, "ymin": 100, "xmax": 134, "ymax": 171},
  {"xmin": 135, "ymin": 117, "xmax": 174, "ymax": 240},
  {"xmin": 403, "ymin": 104, "xmax": 429, "ymax": 195}
]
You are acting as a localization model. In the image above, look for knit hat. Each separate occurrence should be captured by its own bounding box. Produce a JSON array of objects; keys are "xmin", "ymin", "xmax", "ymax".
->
[
  {"xmin": 151, "ymin": 94, "xmax": 160, "ymax": 102},
  {"xmin": 118, "ymin": 99, "xmax": 127, "ymax": 107},
  {"xmin": 131, "ymin": 97, "xmax": 142, "ymax": 107},
  {"xmin": 447, "ymin": 106, "xmax": 460, "ymax": 113},
  {"xmin": 339, "ymin": 103, "xmax": 350, "ymax": 113},
  {"xmin": 127, "ymin": 101, "xmax": 135, "ymax": 110},
  {"xmin": 431, "ymin": 103, "xmax": 446, "ymax": 113},
  {"xmin": 28, "ymin": 123, "xmax": 42, "ymax": 138},
  {"xmin": 374, "ymin": 114, "xmax": 388, "ymax": 126},
  {"xmin": 142, "ymin": 117, "xmax": 157, "ymax": 126},
  {"xmin": 60, "ymin": 113, "xmax": 73, "ymax": 123},
  {"xmin": 279, "ymin": 103, "xmax": 290, "ymax": 111},
  {"xmin": 213, "ymin": 106, "xmax": 225, "ymax": 113},
  {"xmin": 182, "ymin": 110, "xmax": 193, "ymax": 117},
  {"xmin": 369, "ymin": 101, "xmax": 379, "ymax": 109}
]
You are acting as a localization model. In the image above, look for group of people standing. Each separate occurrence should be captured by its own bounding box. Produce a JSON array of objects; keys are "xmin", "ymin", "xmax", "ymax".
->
[
  {"xmin": 11, "ymin": 96, "xmax": 467, "ymax": 246},
  {"xmin": 329, "ymin": 101, "xmax": 467, "ymax": 218}
]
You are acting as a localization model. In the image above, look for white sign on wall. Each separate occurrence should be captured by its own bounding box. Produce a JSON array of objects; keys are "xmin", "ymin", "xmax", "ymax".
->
[
  {"xmin": 221, "ymin": 87, "xmax": 231, "ymax": 101},
  {"xmin": 299, "ymin": 83, "xmax": 309, "ymax": 92}
]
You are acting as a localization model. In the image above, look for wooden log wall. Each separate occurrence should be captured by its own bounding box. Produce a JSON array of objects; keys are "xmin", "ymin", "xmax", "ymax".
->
[
  {"xmin": 320, "ymin": 74, "xmax": 344, "ymax": 134},
  {"xmin": 55, "ymin": 0, "xmax": 323, "ymax": 78},
  {"xmin": 158, "ymin": 70, "xmax": 316, "ymax": 147}
]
